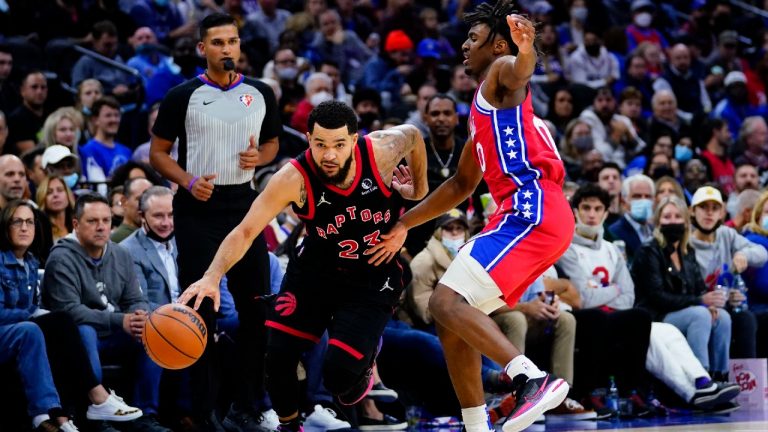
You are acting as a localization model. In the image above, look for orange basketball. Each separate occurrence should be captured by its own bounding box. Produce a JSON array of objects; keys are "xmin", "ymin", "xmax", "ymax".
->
[{"xmin": 142, "ymin": 304, "xmax": 207, "ymax": 370}]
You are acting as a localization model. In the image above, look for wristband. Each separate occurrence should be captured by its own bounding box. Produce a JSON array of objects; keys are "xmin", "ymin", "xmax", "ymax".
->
[{"xmin": 187, "ymin": 176, "xmax": 201, "ymax": 191}]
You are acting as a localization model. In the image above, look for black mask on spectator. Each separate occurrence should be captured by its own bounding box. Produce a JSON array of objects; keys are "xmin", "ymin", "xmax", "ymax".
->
[
  {"xmin": 660, "ymin": 223, "xmax": 686, "ymax": 243},
  {"xmin": 652, "ymin": 166, "xmax": 674, "ymax": 179},
  {"xmin": 112, "ymin": 214, "xmax": 123, "ymax": 228},
  {"xmin": 728, "ymin": 85, "xmax": 748, "ymax": 105},
  {"xmin": 144, "ymin": 222, "xmax": 175, "ymax": 243},
  {"xmin": 691, "ymin": 217, "xmax": 722, "ymax": 235},
  {"xmin": 572, "ymin": 136, "xmax": 594, "ymax": 153},
  {"xmin": 585, "ymin": 44, "xmax": 601, "ymax": 57}
]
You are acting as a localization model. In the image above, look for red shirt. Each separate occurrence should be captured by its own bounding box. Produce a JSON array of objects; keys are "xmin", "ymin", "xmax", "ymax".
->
[{"xmin": 701, "ymin": 149, "xmax": 735, "ymax": 195}]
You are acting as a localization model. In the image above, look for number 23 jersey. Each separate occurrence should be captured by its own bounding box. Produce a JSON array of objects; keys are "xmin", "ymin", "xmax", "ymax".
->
[{"xmin": 290, "ymin": 135, "xmax": 397, "ymax": 272}]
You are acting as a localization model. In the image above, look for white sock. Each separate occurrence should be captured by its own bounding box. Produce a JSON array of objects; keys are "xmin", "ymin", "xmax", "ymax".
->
[
  {"xmin": 32, "ymin": 414, "xmax": 50, "ymax": 428},
  {"xmin": 505, "ymin": 355, "xmax": 546, "ymax": 380},
  {"xmin": 461, "ymin": 405, "xmax": 492, "ymax": 432}
]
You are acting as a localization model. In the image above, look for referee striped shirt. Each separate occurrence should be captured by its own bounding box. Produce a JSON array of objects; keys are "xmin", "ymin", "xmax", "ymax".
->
[{"xmin": 152, "ymin": 74, "xmax": 282, "ymax": 185}]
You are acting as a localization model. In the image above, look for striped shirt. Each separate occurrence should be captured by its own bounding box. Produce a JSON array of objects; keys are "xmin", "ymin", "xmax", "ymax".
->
[{"xmin": 152, "ymin": 74, "xmax": 281, "ymax": 186}]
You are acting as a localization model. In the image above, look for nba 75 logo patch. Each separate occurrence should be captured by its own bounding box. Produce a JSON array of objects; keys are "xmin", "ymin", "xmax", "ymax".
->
[{"xmin": 239, "ymin": 94, "xmax": 254, "ymax": 108}]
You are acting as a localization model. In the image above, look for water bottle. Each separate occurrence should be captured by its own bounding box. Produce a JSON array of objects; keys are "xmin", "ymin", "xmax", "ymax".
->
[
  {"xmin": 544, "ymin": 291, "xmax": 555, "ymax": 335},
  {"xmin": 606, "ymin": 376, "xmax": 620, "ymax": 416},
  {"xmin": 715, "ymin": 263, "xmax": 733, "ymax": 302},
  {"xmin": 732, "ymin": 273, "xmax": 749, "ymax": 312}
]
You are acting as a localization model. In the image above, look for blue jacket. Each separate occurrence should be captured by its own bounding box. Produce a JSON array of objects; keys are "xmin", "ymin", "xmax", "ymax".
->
[
  {"xmin": 743, "ymin": 230, "xmax": 768, "ymax": 310},
  {"xmin": 0, "ymin": 249, "xmax": 40, "ymax": 325},
  {"xmin": 608, "ymin": 215, "xmax": 644, "ymax": 264},
  {"xmin": 121, "ymin": 229, "xmax": 177, "ymax": 311}
]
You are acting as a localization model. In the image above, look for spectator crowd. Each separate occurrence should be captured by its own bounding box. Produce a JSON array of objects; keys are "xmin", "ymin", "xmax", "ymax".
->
[{"xmin": 3, "ymin": 0, "xmax": 768, "ymax": 431}]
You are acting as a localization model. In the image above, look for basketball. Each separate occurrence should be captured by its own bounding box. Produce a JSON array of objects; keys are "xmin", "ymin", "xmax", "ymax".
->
[{"xmin": 142, "ymin": 304, "xmax": 207, "ymax": 370}]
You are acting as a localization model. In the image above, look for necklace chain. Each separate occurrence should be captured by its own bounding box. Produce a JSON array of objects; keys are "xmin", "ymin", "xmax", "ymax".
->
[{"xmin": 428, "ymin": 139, "xmax": 455, "ymax": 170}]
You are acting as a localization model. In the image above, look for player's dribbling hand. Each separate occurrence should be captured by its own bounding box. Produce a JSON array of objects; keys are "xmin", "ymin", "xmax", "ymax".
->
[
  {"xmin": 190, "ymin": 174, "xmax": 217, "ymax": 201},
  {"xmin": 507, "ymin": 15, "xmax": 535, "ymax": 55},
  {"xmin": 391, "ymin": 165, "xmax": 415, "ymax": 199},
  {"xmin": 364, "ymin": 221, "xmax": 407, "ymax": 265},
  {"xmin": 178, "ymin": 276, "xmax": 221, "ymax": 312},
  {"xmin": 239, "ymin": 135, "xmax": 260, "ymax": 170}
]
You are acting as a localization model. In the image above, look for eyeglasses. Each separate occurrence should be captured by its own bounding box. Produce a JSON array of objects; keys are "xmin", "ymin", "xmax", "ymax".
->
[
  {"xmin": 10, "ymin": 218, "xmax": 34, "ymax": 228},
  {"xmin": 442, "ymin": 224, "xmax": 466, "ymax": 233}
]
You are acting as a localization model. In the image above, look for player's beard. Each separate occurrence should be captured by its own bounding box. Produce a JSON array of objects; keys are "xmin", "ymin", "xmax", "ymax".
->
[{"xmin": 312, "ymin": 153, "xmax": 354, "ymax": 185}]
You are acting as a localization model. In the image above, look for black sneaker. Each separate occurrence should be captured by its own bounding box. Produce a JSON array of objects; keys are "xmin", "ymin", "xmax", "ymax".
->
[
  {"xmin": 501, "ymin": 373, "xmax": 569, "ymax": 432},
  {"xmin": 179, "ymin": 412, "xmax": 226, "ymax": 432},
  {"xmin": 367, "ymin": 383, "xmax": 398, "ymax": 403},
  {"xmin": 337, "ymin": 367, "xmax": 374, "ymax": 406},
  {"xmin": 91, "ymin": 421, "xmax": 121, "ymax": 432},
  {"xmin": 223, "ymin": 405, "xmax": 270, "ymax": 432},
  {"xmin": 358, "ymin": 414, "xmax": 407, "ymax": 430},
  {"xmin": 707, "ymin": 401, "xmax": 741, "ymax": 415},
  {"xmin": 691, "ymin": 382, "xmax": 741, "ymax": 410},
  {"xmin": 129, "ymin": 415, "xmax": 173, "ymax": 432},
  {"xmin": 35, "ymin": 420, "xmax": 60, "ymax": 432}
]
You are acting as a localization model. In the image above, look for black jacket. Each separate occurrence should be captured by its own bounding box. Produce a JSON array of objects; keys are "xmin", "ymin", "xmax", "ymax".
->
[{"xmin": 631, "ymin": 238, "xmax": 708, "ymax": 321}]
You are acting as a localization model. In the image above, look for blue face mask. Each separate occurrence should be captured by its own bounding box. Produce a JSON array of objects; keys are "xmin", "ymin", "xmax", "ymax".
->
[
  {"xmin": 441, "ymin": 237, "xmax": 464, "ymax": 257},
  {"xmin": 675, "ymin": 144, "xmax": 693, "ymax": 163},
  {"xmin": 154, "ymin": 0, "xmax": 169, "ymax": 7},
  {"xmin": 63, "ymin": 173, "xmax": 79, "ymax": 189},
  {"xmin": 761, "ymin": 216, "xmax": 768, "ymax": 231},
  {"xmin": 630, "ymin": 198, "xmax": 653, "ymax": 222}
]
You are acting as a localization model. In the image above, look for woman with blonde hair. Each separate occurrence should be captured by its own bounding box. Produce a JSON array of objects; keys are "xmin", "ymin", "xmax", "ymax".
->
[
  {"xmin": 35, "ymin": 176, "xmax": 75, "ymax": 242},
  {"xmin": 654, "ymin": 176, "xmax": 685, "ymax": 206},
  {"xmin": 39, "ymin": 107, "xmax": 84, "ymax": 156},
  {"xmin": 632, "ymin": 196, "xmax": 733, "ymax": 382},
  {"xmin": 743, "ymin": 191, "xmax": 768, "ymax": 357}
]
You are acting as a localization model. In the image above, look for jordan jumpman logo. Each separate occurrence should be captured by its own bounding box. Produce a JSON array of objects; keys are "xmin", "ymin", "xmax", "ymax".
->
[
  {"xmin": 317, "ymin": 192, "xmax": 331, "ymax": 206},
  {"xmin": 380, "ymin": 277, "xmax": 393, "ymax": 292}
]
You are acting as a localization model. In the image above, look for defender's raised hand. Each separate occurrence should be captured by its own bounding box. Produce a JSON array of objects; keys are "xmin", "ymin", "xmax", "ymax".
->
[{"xmin": 507, "ymin": 14, "xmax": 535, "ymax": 55}]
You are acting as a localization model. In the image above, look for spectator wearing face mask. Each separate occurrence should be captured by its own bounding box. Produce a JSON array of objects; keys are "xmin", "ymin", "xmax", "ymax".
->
[
  {"xmin": 609, "ymin": 174, "xmax": 655, "ymax": 264},
  {"xmin": 290, "ymin": 73, "xmax": 335, "ymax": 135},
  {"xmin": 565, "ymin": 29, "xmax": 620, "ymax": 90},
  {"xmin": 624, "ymin": 0, "xmax": 668, "ymax": 52},
  {"xmin": 711, "ymin": 72, "xmax": 768, "ymax": 139}
]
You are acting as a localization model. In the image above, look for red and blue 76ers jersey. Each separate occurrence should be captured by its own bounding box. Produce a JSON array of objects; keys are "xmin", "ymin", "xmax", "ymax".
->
[{"xmin": 469, "ymin": 85, "xmax": 565, "ymax": 226}]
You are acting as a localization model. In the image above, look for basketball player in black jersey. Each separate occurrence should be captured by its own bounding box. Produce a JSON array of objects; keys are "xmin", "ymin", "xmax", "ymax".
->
[{"xmin": 178, "ymin": 100, "xmax": 428, "ymax": 431}]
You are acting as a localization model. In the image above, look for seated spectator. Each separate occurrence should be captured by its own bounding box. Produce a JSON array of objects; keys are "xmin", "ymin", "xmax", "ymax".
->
[
  {"xmin": 734, "ymin": 117, "xmax": 768, "ymax": 172},
  {"xmin": 618, "ymin": 87, "xmax": 650, "ymax": 145},
  {"xmin": 127, "ymin": 27, "xmax": 177, "ymax": 87},
  {"xmin": 75, "ymin": 79, "xmax": 104, "ymax": 141},
  {"xmin": 648, "ymin": 90, "xmax": 693, "ymax": 147},
  {"xmin": 108, "ymin": 186, "xmax": 125, "ymax": 229},
  {"xmin": 109, "ymin": 161, "xmax": 164, "ymax": 191},
  {"xmin": 35, "ymin": 176, "xmax": 75, "ymax": 242},
  {"xmin": 41, "ymin": 146, "xmax": 81, "ymax": 191},
  {"xmin": 653, "ymin": 44, "xmax": 711, "ymax": 118},
  {"xmin": 40, "ymin": 108, "xmax": 85, "ymax": 158},
  {"xmin": 546, "ymin": 88, "xmax": 576, "ymax": 140},
  {"xmin": 614, "ymin": 55, "xmax": 654, "ymax": 115},
  {"xmin": 357, "ymin": 30, "xmax": 414, "ymax": 110},
  {"xmin": 310, "ymin": 10, "xmax": 372, "ymax": 86},
  {"xmin": 563, "ymin": 185, "xmax": 740, "ymax": 412},
  {"xmin": 654, "ymin": 176, "xmax": 685, "ymax": 206},
  {"xmin": 565, "ymin": 28, "xmax": 620, "ymax": 90},
  {"xmin": 625, "ymin": 0, "xmax": 668, "ymax": 52},
  {"xmin": 43, "ymin": 193, "xmax": 170, "ymax": 432},
  {"xmin": 1, "ymin": 199, "xmax": 141, "ymax": 432},
  {"xmin": 743, "ymin": 191, "xmax": 768, "ymax": 358},
  {"xmin": 625, "ymin": 133, "xmax": 676, "ymax": 178},
  {"xmin": 6, "ymin": 71, "xmax": 48, "ymax": 155},
  {"xmin": 597, "ymin": 163, "xmax": 623, "ymax": 227},
  {"xmin": 72, "ymin": 21, "xmax": 141, "ymax": 98},
  {"xmin": 632, "ymin": 195, "xmax": 732, "ymax": 383},
  {"xmin": 531, "ymin": 23, "xmax": 566, "ymax": 93},
  {"xmin": 79, "ymin": 97, "xmax": 133, "ymax": 184},
  {"xmin": 560, "ymin": 119, "xmax": 594, "ymax": 182},
  {"xmin": 726, "ymin": 164, "xmax": 759, "ymax": 219},
  {"xmin": 609, "ymin": 174, "xmax": 655, "ymax": 263},
  {"xmin": 711, "ymin": 72, "xmax": 768, "ymax": 139},
  {"xmin": 290, "ymin": 73, "xmax": 334, "ymax": 134},
  {"xmin": 352, "ymin": 87, "xmax": 383, "ymax": 135},
  {"xmin": 130, "ymin": 0, "xmax": 194, "ymax": 45},
  {"xmin": 700, "ymin": 119, "xmax": 736, "ymax": 195},
  {"xmin": 644, "ymin": 150, "xmax": 675, "ymax": 181},
  {"xmin": 242, "ymin": 0, "xmax": 291, "ymax": 53},
  {"xmin": 634, "ymin": 41, "xmax": 664, "ymax": 80},
  {"xmin": 579, "ymin": 87, "xmax": 642, "ymax": 168},
  {"xmin": 0, "ymin": 156, "xmax": 54, "ymax": 263},
  {"xmin": 21, "ymin": 147, "xmax": 46, "ymax": 196},
  {"xmin": 111, "ymin": 178, "xmax": 153, "ymax": 243},
  {"xmin": 681, "ymin": 158, "xmax": 712, "ymax": 200},
  {"xmin": 688, "ymin": 186, "xmax": 765, "ymax": 360},
  {"xmin": 726, "ymin": 190, "xmax": 761, "ymax": 232}
]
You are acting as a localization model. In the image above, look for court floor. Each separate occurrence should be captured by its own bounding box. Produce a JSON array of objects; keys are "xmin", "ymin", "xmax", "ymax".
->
[{"xmin": 523, "ymin": 408, "xmax": 768, "ymax": 431}]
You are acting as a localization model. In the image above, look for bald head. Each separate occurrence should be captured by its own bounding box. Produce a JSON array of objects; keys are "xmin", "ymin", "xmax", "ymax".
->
[
  {"xmin": 652, "ymin": 90, "xmax": 678, "ymax": 121},
  {"xmin": 669, "ymin": 44, "xmax": 690, "ymax": 74},
  {"xmin": 0, "ymin": 155, "xmax": 26, "ymax": 204}
]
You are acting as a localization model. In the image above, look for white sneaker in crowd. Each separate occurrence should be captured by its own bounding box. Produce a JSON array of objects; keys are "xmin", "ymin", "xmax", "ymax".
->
[
  {"xmin": 304, "ymin": 405, "xmax": 351, "ymax": 431},
  {"xmin": 86, "ymin": 390, "xmax": 143, "ymax": 422}
]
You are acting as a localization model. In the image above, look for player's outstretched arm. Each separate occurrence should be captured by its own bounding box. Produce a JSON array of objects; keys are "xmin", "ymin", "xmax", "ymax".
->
[
  {"xmin": 365, "ymin": 138, "xmax": 483, "ymax": 265},
  {"xmin": 491, "ymin": 15, "xmax": 537, "ymax": 97},
  {"xmin": 177, "ymin": 164, "xmax": 304, "ymax": 310}
]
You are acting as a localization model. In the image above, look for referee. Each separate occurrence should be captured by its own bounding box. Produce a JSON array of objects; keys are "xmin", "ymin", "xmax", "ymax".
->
[{"xmin": 149, "ymin": 13, "xmax": 281, "ymax": 430}]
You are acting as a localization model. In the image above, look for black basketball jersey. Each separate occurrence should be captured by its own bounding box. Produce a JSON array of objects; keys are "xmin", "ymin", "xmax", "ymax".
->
[{"xmin": 290, "ymin": 135, "xmax": 396, "ymax": 272}]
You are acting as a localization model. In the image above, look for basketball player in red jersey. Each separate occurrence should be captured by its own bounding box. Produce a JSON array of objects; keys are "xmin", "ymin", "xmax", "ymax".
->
[{"xmin": 366, "ymin": 1, "xmax": 573, "ymax": 431}]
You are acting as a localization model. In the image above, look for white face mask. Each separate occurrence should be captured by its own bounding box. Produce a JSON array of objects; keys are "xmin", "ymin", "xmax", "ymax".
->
[
  {"xmin": 575, "ymin": 212, "xmax": 606, "ymax": 239},
  {"xmin": 310, "ymin": 91, "xmax": 333, "ymax": 107},
  {"xmin": 441, "ymin": 235, "xmax": 465, "ymax": 257},
  {"xmin": 634, "ymin": 12, "xmax": 653, "ymax": 27}
]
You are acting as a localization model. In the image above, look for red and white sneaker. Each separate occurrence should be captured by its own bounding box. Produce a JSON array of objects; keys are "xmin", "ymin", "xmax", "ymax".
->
[{"xmin": 501, "ymin": 374, "xmax": 568, "ymax": 432}]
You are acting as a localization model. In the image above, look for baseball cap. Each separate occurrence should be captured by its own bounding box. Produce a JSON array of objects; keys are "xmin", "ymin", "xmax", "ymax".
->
[
  {"xmin": 691, "ymin": 186, "xmax": 724, "ymax": 207},
  {"xmin": 384, "ymin": 30, "xmax": 414, "ymax": 53},
  {"xmin": 437, "ymin": 208, "xmax": 469, "ymax": 229},
  {"xmin": 530, "ymin": 1, "xmax": 553, "ymax": 14},
  {"xmin": 724, "ymin": 70, "xmax": 747, "ymax": 87},
  {"xmin": 630, "ymin": 0, "xmax": 655, "ymax": 12},
  {"xmin": 417, "ymin": 38, "xmax": 441, "ymax": 59},
  {"xmin": 41, "ymin": 145, "xmax": 79, "ymax": 169}
]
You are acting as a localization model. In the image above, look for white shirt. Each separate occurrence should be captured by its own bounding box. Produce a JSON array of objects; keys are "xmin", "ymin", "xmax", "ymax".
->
[{"xmin": 148, "ymin": 235, "xmax": 180, "ymax": 303}]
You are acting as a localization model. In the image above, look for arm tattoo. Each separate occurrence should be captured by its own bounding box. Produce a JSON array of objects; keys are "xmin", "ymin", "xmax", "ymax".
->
[{"xmin": 299, "ymin": 180, "xmax": 307, "ymax": 207}]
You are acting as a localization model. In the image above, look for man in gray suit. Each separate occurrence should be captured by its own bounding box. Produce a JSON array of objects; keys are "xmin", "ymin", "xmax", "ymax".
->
[{"xmin": 122, "ymin": 186, "xmax": 177, "ymax": 311}]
